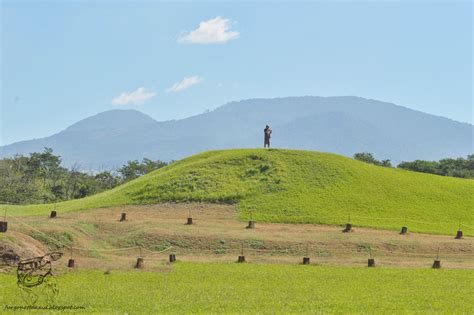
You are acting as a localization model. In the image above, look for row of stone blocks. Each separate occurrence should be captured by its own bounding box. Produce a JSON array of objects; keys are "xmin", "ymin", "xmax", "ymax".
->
[{"xmin": 66, "ymin": 255, "xmax": 445, "ymax": 269}]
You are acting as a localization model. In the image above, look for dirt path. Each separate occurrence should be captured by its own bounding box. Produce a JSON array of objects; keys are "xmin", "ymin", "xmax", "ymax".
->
[{"xmin": 2, "ymin": 203, "xmax": 472, "ymax": 271}]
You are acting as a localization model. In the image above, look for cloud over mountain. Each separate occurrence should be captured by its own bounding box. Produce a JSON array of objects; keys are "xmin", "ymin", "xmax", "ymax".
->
[
  {"xmin": 178, "ymin": 17, "xmax": 239, "ymax": 44},
  {"xmin": 167, "ymin": 76, "xmax": 203, "ymax": 93},
  {"xmin": 112, "ymin": 87, "xmax": 156, "ymax": 106}
]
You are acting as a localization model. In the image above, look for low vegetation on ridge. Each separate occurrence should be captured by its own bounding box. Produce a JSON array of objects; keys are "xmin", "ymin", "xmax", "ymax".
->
[{"xmin": 0, "ymin": 148, "xmax": 167, "ymax": 204}]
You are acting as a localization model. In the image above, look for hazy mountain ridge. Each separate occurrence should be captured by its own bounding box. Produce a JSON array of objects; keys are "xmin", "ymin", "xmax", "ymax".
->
[{"xmin": 1, "ymin": 96, "xmax": 472, "ymax": 170}]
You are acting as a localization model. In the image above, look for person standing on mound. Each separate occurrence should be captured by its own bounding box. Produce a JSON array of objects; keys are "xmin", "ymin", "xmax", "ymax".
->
[{"xmin": 264, "ymin": 125, "xmax": 272, "ymax": 148}]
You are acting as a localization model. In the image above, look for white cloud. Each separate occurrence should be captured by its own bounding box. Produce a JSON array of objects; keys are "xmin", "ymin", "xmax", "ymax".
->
[
  {"xmin": 178, "ymin": 17, "xmax": 239, "ymax": 44},
  {"xmin": 111, "ymin": 87, "xmax": 156, "ymax": 106},
  {"xmin": 166, "ymin": 76, "xmax": 203, "ymax": 93}
]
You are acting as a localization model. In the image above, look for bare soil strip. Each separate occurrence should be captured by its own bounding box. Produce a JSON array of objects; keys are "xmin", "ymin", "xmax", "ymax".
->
[{"xmin": 1, "ymin": 203, "xmax": 472, "ymax": 271}]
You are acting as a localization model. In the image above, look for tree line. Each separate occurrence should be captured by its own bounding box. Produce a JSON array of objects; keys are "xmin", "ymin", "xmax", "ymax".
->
[
  {"xmin": 0, "ymin": 148, "xmax": 168, "ymax": 205},
  {"xmin": 354, "ymin": 152, "xmax": 474, "ymax": 179}
]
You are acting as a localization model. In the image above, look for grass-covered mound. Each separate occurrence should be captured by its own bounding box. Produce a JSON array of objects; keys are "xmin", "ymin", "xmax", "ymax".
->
[{"xmin": 5, "ymin": 149, "xmax": 474, "ymax": 235}]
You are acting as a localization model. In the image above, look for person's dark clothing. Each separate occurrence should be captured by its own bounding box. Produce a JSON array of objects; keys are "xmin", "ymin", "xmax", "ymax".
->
[{"xmin": 264, "ymin": 127, "xmax": 272, "ymax": 148}]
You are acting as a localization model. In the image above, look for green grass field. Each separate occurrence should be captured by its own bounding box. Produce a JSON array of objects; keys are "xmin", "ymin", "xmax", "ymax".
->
[
  {"xmin": 1, "ymin": 263, "xmax": 473, "ymax": 314},
  {"xmin": 4, "ymin": 149, "xmax": 473, "ymax": 235}
]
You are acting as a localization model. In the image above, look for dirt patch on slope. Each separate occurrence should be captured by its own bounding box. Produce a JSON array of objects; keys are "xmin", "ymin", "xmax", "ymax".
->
[
  {"xmin": 0, "ymin": 231, "xmax": 47, "ymax": 270},
  {"xmin": 2, "ymin": 203, "xmax": 472, "ymax": 271}
]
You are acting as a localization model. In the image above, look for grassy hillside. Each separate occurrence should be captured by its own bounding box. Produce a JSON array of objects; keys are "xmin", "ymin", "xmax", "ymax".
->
[{"xmin": 4, "ymin": 149, "xmax": 473, "ymax": 235}]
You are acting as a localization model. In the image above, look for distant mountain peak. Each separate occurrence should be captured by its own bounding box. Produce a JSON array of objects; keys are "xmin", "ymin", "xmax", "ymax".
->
[
  {"xmin": 1, "ymin": 96, "xmax": 472, "ymax": 170},
  {"xmin": 65, "ymin": 109, "xmax": 157, "ymax": 132}
]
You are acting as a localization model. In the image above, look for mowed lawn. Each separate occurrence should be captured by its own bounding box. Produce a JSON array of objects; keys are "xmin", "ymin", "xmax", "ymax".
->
[
  {"xmin": 1, "ymin": 263, "xmax": 473, "ymax": 314},
  {"xmin": 5, "ymin": 149, "xmax": 474, "ymax": 235}
]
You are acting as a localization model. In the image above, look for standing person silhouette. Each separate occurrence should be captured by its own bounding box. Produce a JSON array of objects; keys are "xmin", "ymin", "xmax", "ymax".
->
[{"xmin": 264, "ymin": 125, "xmax": 272, "ymax": 148}]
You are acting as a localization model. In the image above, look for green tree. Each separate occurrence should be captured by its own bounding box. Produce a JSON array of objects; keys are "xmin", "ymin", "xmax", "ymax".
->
[
  {"xmin": 118, "ymin": 159, "xmax": 167, "ymax": 182},
  {"xmin": 95, "ymin": 171, "xmax": 121, "ymax": 190},
  {"xmin": 397, "ymin": 155, "xmax": 474, "ymax": 179}
]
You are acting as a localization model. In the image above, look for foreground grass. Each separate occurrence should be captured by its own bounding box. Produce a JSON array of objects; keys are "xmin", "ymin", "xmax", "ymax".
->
[
  {"xmin": 1, "ymin": 263, "xmax": 473, "ymax": 314},
  {"xmin": 5, "ymin": 149, "xmax": 473, "ymax": 235}
]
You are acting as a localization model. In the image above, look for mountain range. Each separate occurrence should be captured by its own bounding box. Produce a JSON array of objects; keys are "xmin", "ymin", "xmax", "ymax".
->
[{"xmin": 1, "ymin": 96, "xmax": 472, "ymax": 170}]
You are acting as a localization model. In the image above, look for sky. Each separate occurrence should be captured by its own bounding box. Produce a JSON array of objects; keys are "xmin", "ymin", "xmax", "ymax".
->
[{"xmin": 0, "ymin": 0, "xmax": 472, "ymax": 145}]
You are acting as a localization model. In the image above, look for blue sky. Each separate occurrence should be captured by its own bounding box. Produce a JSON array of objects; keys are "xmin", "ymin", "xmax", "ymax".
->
[{"xmin": 1, "ymin": 1, "xmax": 472, "ymax": 145}]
